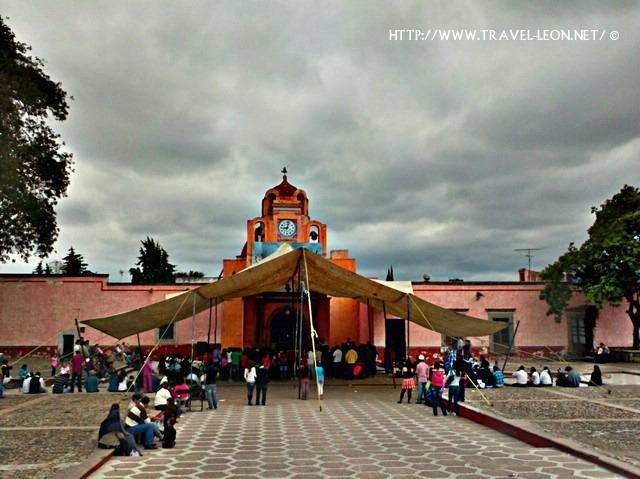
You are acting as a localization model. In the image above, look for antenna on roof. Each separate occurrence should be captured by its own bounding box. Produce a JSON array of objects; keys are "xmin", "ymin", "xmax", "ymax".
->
[{"xmin": 514, "ymin": 247, "xmax": 543, "ymax": 279}]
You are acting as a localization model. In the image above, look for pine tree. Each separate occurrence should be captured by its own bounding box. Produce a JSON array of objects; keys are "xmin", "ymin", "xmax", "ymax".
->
[
  {"xmin": 129, "ymin": 237, "xmax": 176, "ymax": 284},
  {"xmin": 61, "ymin": 247, "xmax": 89, "ymax": 275}
]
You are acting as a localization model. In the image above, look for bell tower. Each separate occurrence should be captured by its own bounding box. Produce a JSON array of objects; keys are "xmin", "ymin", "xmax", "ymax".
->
[{"xmin": 246, "ymin": 168, "xmax": 327, "ymax": 266}]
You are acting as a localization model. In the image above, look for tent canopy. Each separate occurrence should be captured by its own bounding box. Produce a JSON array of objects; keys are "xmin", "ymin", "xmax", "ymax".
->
[{"xmin": 82, "ymin": 246, "xmax": 507, "ymax": 340}]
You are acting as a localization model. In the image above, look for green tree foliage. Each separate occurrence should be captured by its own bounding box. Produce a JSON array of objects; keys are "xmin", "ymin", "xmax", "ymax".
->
[
  {"xmin": 33, "ymin": 261, "xmax": 44, "ymax": 274},
  {"xmin": 540, "ymin": 185, "xmax": 640, "ymax": 348},
  {"xmin": 61, "ymin": 246, "xmax": 90, "ymax": 275},
  {"xmin": 0, "ymin": 17, "xmax": 74, "ymax": 263},
  {"xmin": 175, "ymin": 270, "xmax": 205, "ymax": 279},
  {"xmin": 129, "ymin": 237, "xmax": 176, "ymax": 284}
]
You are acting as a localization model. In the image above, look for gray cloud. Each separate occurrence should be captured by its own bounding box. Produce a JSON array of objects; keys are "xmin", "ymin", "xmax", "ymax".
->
[{"xmin": 2, "ymin": 1, "xmax": 639, "ymax": 284}]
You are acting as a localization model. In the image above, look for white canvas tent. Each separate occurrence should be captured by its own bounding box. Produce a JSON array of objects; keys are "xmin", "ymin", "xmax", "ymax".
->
[{"xmin": 82, "ymin": 245, "xmax": 507, "ymax": 339}]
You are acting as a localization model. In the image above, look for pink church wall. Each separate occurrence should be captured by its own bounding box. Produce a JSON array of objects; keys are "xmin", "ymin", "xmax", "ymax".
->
[
  {"xmin": 0, "ymin": 274, "xmax": 633, "ymax": 361},
  {"xmin": 0, "ymin": 275, "xmax": 216, "ymax": 359}
]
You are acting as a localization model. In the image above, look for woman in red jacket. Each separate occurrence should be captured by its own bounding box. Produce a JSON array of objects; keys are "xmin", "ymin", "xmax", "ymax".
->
[{"xmin": 428, "ymin": 362, "xmax": 448, "ymax": 416}]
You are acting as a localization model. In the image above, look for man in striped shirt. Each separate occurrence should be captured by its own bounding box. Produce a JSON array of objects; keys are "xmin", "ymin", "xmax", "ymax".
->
[{"xmin": 124, "ymin": 393, "xmax": 158, "ymax": 449}]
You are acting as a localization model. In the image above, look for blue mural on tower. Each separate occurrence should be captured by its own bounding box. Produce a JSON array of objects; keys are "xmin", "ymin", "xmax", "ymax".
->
[{"xmin": 251, "ymin": 242, "xmax": 322, "ymax": 264}]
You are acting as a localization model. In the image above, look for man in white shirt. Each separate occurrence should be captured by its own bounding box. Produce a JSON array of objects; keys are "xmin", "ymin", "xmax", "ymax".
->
[
  {"xmin": 511, "ymin": 365, "xmax": 528, "ymax": 387},
  {"xmin": 332, "ymin": 345, "xmax": 343, "ymax": 378}
]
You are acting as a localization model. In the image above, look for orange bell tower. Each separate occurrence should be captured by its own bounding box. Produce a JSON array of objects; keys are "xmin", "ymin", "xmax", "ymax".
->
[{"xmin": 246, "ymin": 168, "xmax": 327, "ymax": 266}]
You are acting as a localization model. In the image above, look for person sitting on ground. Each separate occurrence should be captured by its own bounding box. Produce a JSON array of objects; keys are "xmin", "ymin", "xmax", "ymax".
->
[
  {"xmin": 510, "ymin": 365, "xmax": 528, "ymax": 387},
  {"xmin": 18, "ymin": 364, "xmax": 30, "ymax": 380},
  {"xmin": 589, "ymin": 365, "xmax": 603, "ymax": 386},
  {"xmin": 98, "ymin": 403, "xmax": 141, "ymax": 456},
  {"xmin": 124, "ymin": 392, "xmax": 159, "ymax": 449},
  {"xmin": 22, "ymin": 373, "xmax": 32, "ymax": 393},
  {"xmin": 162, "ymin": 416, "xmax": 177, "ymax": 449},
  {"xmin": 556, "ymin": 369, "xmax": 568, "ymax": 386},
  {"xmin": 140, "ymin": 396, "xmax": 164, "ymax": 441},
  {"xmin": 539, "ymin": 366, "xmax": 553, "ymax": 387},
  {"xmin": 52, "ymin": 373, "xmax": 71, "ymax": 393},
  {"xmin": 59, "ymin": 362, "xmax": 70, "ymax": 375},
  {"xmin": 557, "ymin": 366, "xmax": 580, "ymax": 387},
  {"xmin": 483, "ymin": 367, "xmax": 495, "ymax": 389},
  {"xmin": 528, "ymin": 367, "xmax": 541, "ymax": 387},
  {"xmin": 154, "ymin": 377, "xmax": 172, "ymax": 411},
  {"xmin": 566, "ymin": 366, "xmax": 581, "ymax": 387},
  {"xmin": 107, "ymin": 370, "xmax": 120, "ymax": 392},
  {"xmin": 492, "ymin": 365, "xmax": 504, "ymax": 388},
  {"xmin": 28, "ymin": 372, "xmax": 46, "ymax": 394},
  {"xmin": 595, "ymin": 343, "xmax": 610, "ymax": 364},
  {"xmin": 85, "ymin": 370, "xmax": 99, "ymax": 393}
]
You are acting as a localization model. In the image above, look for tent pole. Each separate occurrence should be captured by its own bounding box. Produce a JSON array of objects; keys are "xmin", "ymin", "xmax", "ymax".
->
[
  {"xmin": 502, "ymin": 320, "xmax": 520, "ymax": 373},
  {"xmin": 367, "ymin": 299, "xmax": 373, "ymax": 344},
  {"xmin": 190, "ymin": 290, "xmax": 196, "ymax": 380},
  {"xmin": 207, "ymin": 298, "xmax": 213, "ymax": 346},
  {"xmin": 383, "ymin": 301, "xmax": 397, "ymax": 389},
  {"xmin": 214, "ymin": 299, "xmax": 218, "ymax": 346},
  {"xmin": 406, "ymin": 296, "xmax": 411, "ymax": 360}
]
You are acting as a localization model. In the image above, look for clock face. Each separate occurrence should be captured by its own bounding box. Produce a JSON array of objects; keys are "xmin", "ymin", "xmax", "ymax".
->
[{"xmin": 278, "ymin": 219, "xmax": 297, "ymax": 237}]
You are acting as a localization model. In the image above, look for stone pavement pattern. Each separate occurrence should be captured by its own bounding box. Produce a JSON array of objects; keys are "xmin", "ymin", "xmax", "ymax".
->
[{"xmin": 89, "ymin": 384, "xmax": 624, "ymax": 479}]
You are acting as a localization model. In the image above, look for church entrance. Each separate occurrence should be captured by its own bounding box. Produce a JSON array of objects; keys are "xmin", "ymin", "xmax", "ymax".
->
[{"xmin": 270, "ymin": 307, "xmax": 296, "ymax": 351}]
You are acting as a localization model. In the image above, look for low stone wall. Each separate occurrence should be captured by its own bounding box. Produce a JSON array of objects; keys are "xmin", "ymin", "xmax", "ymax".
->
[{"xmin": 612, "ymin": 349, "xmax": 640, "ymax": 363}]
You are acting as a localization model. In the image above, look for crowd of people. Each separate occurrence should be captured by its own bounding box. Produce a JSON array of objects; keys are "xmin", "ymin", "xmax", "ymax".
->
[{"xmin": 394, "ymin": 339, "xmax": 608, "ymax": 415}]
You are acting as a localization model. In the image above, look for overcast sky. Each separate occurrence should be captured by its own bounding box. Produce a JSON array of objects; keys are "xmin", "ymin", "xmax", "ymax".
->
[{"xmin": 2, "ymin": 1, "xmax": 639, "ymax": 282}]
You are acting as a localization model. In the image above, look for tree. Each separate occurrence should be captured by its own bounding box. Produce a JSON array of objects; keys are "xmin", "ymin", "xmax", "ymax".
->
[
  {"xmin": 0, "ymin": 16, "xmax": 73, "ymax": 263},
  {"xmin": 61, "ymin": 246, "xmax": 89, "ymax": 275},
  {"xmin": 33, "ymin": 261, "xmax": 44, "ymax": 274},
  {"xmin": 386, "ymin": 265, "xmax": 394, "ymax": 281},
  {"xmin": 175, "ymin": 270, "xmax": 205, "ymax": 280},
  {"xmin": 129, "ymin": 237, "xmax": 176, "ymax": 284},
  {"xmin": 540, "ymin": 185, "xmax": 640, "ymax": 348}
]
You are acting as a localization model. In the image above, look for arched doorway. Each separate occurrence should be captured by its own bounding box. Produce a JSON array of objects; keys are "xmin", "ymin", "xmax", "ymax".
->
[{"xmin": 270, "ymin": 307, "xmax": 296, "ymax": 351}]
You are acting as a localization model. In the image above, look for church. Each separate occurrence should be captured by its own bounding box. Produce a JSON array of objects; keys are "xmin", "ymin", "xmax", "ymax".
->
[{"xmin": 0, "ymin": 174, "xmax": 633, "ymax": 362}]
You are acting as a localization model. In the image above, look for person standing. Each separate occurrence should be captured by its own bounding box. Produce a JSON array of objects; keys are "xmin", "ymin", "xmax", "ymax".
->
[
  {"xmin": 71, "ymin": 349, "xmax": 85, "ymax": 393},
  {"xmin": 299, "ymin": 360, "xmax": 310, "ymax": 400},
  {"xmin": 446, "ymin": 369, "xmax": 461, "ymax": 415},
  {"xmin": 279, "ymin": 351, "xmax": 288, "ymax": 381},
  {"xmin": 415, "ymin": 355, "xmax": 429, "ymax": 405},
  {"xmin": 244, "ymin": 360, "xmax": 257, "ymax": 405},
  {"xmin": 203, "ymin": 361, "xmax": 220, "ymax": 410},
  {"xmin": 142, "ymin": 358, "xmax": 154, "ymax": 393},
  {"xmin": 397, "ymin": 358, "xmax": 415, "ymax": 404},
  {"xmin": 332, "ymin": 345, "xmax": 343, "ymax": 379},
  {"xmin": 315, "ymin": 361, "xmax": 325, "ymax": 400},
  {"xmin": 255, "ymin": 358, "xmax": 269, "ymax": 406},
  {"xmin": 428, "ymin": 361, "xmax": 448, "ymax": 416},
  {"xmin": 50, "ymin": 353, "xmax": 58, "ymax": 377}
]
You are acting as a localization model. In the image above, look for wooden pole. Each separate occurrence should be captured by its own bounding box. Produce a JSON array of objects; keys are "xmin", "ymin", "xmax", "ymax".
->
[{"xmin": 502, "ymin": 320, "xmax": 520, "ymax": 373}]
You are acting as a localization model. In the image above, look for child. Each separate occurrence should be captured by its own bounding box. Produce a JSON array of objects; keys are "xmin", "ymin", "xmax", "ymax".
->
[
  {"xmin": 162, "ymin": 417, "xmax": 176, "ymax": 448},
  {"xmin": 50, "ymin": 353, "xmax": 58, "ymax": 377}
]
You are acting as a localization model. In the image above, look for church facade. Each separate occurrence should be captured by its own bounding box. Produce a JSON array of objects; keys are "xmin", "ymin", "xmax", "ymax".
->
[{"xmin": 0, "ymin": 175, "xmax": 634, "ymax": 361}]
